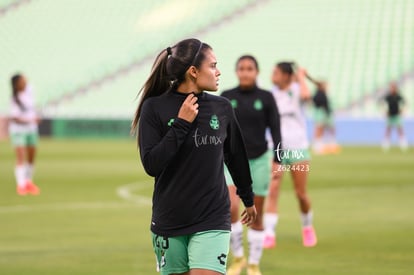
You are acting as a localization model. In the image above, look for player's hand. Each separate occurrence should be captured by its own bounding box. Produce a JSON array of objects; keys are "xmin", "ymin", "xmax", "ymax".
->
[
  {"xmin": 241, "ymin": 206, "xmax": 257, "ymax": 226},
  {"xmin": 178, "ymin": 93, "xmax": 199, "ymax": 123}
]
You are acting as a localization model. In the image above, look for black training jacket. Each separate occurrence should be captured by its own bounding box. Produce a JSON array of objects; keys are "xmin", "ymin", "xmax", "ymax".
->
[
  {"xmin": 138, "ymin": 90, "xmax": 254, "ymax": 237},
  {"xmin": 221, "ymin": 86, "xmax": 281, "ymax": 163}
]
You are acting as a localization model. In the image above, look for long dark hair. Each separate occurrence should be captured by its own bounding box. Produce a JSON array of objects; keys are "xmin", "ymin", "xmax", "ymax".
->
[
  {"xmin": 131, "ymin": 38, "xmax": 212, "ymax": 134},
  {"xmin": 11, "ymin": 74, "xmax": 25, "ymax": 110}
]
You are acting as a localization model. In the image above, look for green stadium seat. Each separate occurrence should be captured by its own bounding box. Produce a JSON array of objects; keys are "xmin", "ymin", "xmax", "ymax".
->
[{"xmin": 1, "ymin": 0, "xmax": 412, "ymax": 117}]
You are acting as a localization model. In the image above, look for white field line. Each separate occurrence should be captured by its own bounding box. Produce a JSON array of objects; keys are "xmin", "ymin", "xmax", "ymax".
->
[
  {"xmin": 116, "ymin": 181, "xmax": 152, "ymax": 205},
  {"xmin": 0, "ymin": 181, "xmax": 151, "ymax": 213},
  {"xmin": 0, "ymin": 201, "xmax": 134, "ymax": 213},
  {"xmin": 1, "ymin": 183, "xmax": 411, "ymax": 214}
]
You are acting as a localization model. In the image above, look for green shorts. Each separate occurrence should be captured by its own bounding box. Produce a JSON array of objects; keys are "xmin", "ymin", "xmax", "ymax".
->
[
  {"xmin": 280, "ymin": 148, "xmax": 311, "ymax": 165},
  {"xmin": 152, "ymin": 230, "xmax": 230, "ymax": 275},
  {"xmin": 314, "ymin": 108, "xmax": 333, "ymax": 127},
  {"xmin": 225, "ymin": 150, "xmax": 272, "ymax": 197},
  {"xmin": 387, "ymin": 115, "xmax": 402, "ymax": 127},
  {"xmin": 10, "ymin": 132, "xmax": 38, "ymax": 147}
]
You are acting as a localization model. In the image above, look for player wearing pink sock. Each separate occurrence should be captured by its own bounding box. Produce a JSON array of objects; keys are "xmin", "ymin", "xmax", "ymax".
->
[{"xmin": 264, "ymin": 62, "xmax": 317, "ymax": 248}]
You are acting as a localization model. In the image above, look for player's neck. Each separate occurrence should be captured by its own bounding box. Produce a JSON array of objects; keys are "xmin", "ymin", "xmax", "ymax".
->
[
  {"xmin": 177, "ymin": 81, "xmax": 202, "ymax": 94},
  {"xmin": 239, "ymin": 83, "xmax": 256, "ymax": 91},
  {"xmin": 278, "ymin": 82, "xmax": 290, "ymax": 91}
]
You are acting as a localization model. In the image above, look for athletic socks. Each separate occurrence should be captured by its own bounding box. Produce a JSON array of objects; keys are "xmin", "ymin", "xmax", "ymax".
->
[
  {"xmin": 230, "ymin": 221, "xmax": 244, "ymax": 258},
  {"xmin": 399, "ymin": 136, "xmax": 408, "ymax": 151},
  {"xmin": 382, "ymin": 138, "xmax": 390, "ymax": 151},
  {"xmin": 301, "ymin": 210, "xmax": 313, "ymax": 228},
  {"xmin": 26, "ymin": 164, "xmax": 34, "ymax": 182},
  {"xmin": 247, "ymin": 229, "xmax": 265, "ymax": 265},
  {"xmin": 231, "ymin": 222, "xmax": 266, "ymax": 265},
  {"xmin": 15, "ymin": 165, "xmax": 26, "ymax": 187},
  {"xmin": 264, "ymin": 213, "xmax": 278, "ymax": 237},
  {"xmin": 383, "ymin": 137, "xmax": 409, "ymax": 151}
]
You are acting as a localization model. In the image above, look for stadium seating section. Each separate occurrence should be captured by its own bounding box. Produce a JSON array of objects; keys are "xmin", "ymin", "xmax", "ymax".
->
[
  {"xmin": 0, "ymin": 0, "xmax": 412, "ymax": 118},
  {"xmin": 0, "ymin": 0, "xmax": 18, "ymax": 8}
]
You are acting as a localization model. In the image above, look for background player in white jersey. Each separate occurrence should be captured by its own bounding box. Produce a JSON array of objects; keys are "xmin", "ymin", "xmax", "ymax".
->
[
  {"xmin": 263, "ymin": 62, "xmax": 317, "ymax": 248},
  {"xmin": 9, "ymin": 74, "xmax": 41, "ymax": 196}
]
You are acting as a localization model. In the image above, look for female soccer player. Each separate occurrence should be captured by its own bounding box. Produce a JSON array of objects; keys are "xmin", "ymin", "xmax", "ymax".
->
[
  {"xmin": 221, "ymin": 55, "xmax": 281, "ymax": 275},
  {"xmin": 9, "ymin": 74, "xmax": 41, "ymax": 196},
  {"xmin": 263, "ymin": 62, "xmax": 317, "ymax": 248},
  {"xmin": 312, "ymin": 81, "xmax": 340, "ymax": 154},
  {"xmin": 131, "ymin": 38, "xmax": 257, "ymax": 275},
  {"xmin": 382, "ymin": 82, "xmax": 408, "ymax": 151}
]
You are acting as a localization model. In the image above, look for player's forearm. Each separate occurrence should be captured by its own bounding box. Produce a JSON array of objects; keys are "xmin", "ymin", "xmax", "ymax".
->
[
  {"xmin": 225, "ymin": 139, "xmax": 254, "ymax": 206},
  {"xmin": 269, "ymin": 116, "xmax": 282, "ymax": 163},
  {"xmin": 228, "ymin": 153, "xmax": 254, "ymax": 207},
  {"xmin": 298, "ymin": 78, "xmax": 311, "ymax": 100}
]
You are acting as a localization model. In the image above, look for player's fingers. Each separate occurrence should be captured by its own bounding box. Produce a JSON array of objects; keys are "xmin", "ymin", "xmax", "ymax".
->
[
  {"xmin": 241, "ymin": 209, "xmax": 247, "ymax": 217},
  {"xmin": 240, "ymin": 209, "xmax": 250, "ymax": 225},
  {"xmin": 244, "ymin": 219, "xmax": 253, "ymax": 227},
  {"xmin": 241, "ymin": 215, "xmax": 253, "ymax": 226},
  {"xmin": 190, "ymin": 96, "xmax": 198, "ymax": 105},
  {"xmin": 184, "ymin": 93, "xmax": 195, "ymax": 104}
]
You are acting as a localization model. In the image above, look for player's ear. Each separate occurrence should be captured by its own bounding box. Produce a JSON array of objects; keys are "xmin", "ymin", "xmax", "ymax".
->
[{"xmin": 188, "ymin": 66, "xmax": 198, "ymax": 79}]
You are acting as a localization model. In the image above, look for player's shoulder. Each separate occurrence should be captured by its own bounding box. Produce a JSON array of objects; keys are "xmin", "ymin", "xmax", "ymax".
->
[
  {"xmin": 206, "ymin": 92, "xmax": 230, "ymax": 102},
  {"xmin": 141, "ymin": 95, "xmax": 164, "ymax": 113},
  {"xmin": 290, "ymin": 82, "xmax": 301, "ymax": 92},
  {"xmin": 205, "ymin": 92, "xmax": 232, "ymax": 108},
  {"xmin": 220, "ymin": 87, "xmax": 238, "ymax": 98},
  {"xmin": 142, "ymin": 96, "xmax": 157, "ymax": 106},
  {"xmin": 255, "ymin": 88, "xmax": 273, "ymax": 102},
  {"xmin": 270, "ymin": 85, "xmax": 281, "ymax": 94},
  {"xmin": 145, "ymin": 91, "xmax": 174, "ymax": 104},
  {"xmin": 256, "ymin": 87, "xmax": 272, "ymax": 97}
]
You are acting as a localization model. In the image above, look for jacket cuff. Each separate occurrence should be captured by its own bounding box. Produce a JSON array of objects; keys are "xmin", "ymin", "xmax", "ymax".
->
[{"xmin": 237, "ymin": 187, "xmax": 254, "ymax": 207}]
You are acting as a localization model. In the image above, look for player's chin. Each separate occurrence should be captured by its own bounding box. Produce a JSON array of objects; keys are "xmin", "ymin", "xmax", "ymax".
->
[{"xmin": 206, "ymin": 83, "xmax": 219, "ymax": 92}]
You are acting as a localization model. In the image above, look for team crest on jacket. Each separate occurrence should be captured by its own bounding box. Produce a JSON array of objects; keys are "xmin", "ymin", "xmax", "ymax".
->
[
  {"xmin": 210, "ymin": 114, "xmax": 219, "ymax": 130},
  {"xmin": 254, "ymin": 99, "xmax": 263, "ymax": 110},
  {"xmin": 230, "ymin": 99, "xmax": 238, "ymax": 108},
  {"xmin": 167, "ymin": 118, "xmax": 175, "ymax": 127}
]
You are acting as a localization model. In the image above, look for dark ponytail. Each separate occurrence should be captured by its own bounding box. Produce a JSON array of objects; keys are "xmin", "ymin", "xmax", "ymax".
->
[
  {"xmin": 276, "ymin": 62, "xmax": 296, "ymax": 75},
  {"xmin": 11, "ymin": 74, "xmax": 25, "ymax": 110},
  {"xmin": 131, "ymin": 38, "xmax": 212, "ymax": 135}
]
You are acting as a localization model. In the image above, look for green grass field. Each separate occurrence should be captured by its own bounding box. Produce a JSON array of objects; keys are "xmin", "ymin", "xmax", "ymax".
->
[{"xmin": 0, "ymin": 139, "xmax": 413, "ymax": 275}]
